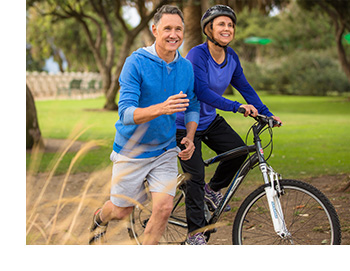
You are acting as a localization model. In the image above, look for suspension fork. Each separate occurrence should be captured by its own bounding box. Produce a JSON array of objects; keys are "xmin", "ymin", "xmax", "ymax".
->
[{"xmin": 253, "ymin": 126, "xmax": 291, "ymax": 240}]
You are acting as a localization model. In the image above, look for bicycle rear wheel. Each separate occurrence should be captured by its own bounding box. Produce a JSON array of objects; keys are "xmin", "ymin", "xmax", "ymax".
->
[
  {"xmin": 232, "ymin": 179, "xmax": 341, "ymax": 245},
  {"xmin": 129, "ymin": 183, "xmax": 188, "ymax": 245}
]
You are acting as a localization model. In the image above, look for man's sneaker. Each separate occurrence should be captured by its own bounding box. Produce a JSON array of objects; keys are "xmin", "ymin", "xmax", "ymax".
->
[
  {"xmin": 186, "ymin": 232, "xmax": 207, "ymax": 245},
  {"xmin": 89, "ymin": 208, "xmax": 109, "ymax": 245},
  {"xmin": 204, "ymin": 183, "xmax": 231, "ymax": 212}
]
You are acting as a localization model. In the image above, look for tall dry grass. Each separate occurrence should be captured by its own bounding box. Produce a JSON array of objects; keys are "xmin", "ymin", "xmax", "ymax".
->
[
  {"xmin": 26, "ymin": 124, "xmax": 139, "ymax": 245},
  {"xmin": 26, "ymin": 123, "xmax": 226, "ymax": 245}
]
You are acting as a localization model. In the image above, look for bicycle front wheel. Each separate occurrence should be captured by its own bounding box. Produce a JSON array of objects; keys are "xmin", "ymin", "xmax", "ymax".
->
[
  {"xmin": 232, "ymin": 179, "xmax": 341, "ymax": 245},
  {"xmin": 129, "ymin": 185, "xmax": 188, "ymax": 245}
]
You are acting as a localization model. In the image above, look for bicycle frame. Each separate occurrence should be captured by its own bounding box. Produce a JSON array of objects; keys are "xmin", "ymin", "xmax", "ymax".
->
[{"xmin": 203, "ymin": 117, "xmax": 291, "ymax": 239}]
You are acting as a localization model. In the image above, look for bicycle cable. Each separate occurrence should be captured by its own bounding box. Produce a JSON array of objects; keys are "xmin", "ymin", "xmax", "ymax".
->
[{"xmin": 244, "ymin": 121, "xmax": 274, "ymax": 169}]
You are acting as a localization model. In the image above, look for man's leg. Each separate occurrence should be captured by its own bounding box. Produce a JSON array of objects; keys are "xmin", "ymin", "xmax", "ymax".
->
[
  {"xmin": 100, "ymin": 200, "xmax": 134, "ymax": 222},
  {"xmin": 142, "ymin": 192, "xmax": 174, "ymax": 245},
  {"xmin": 89, "ymin": 200, "xmax": 134, "ymax": 245}
]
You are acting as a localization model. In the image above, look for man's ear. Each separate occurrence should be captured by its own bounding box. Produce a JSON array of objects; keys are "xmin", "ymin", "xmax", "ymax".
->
[{"xmin": 152, "ymin": 24, "xmax": 157, "ymax": 38}]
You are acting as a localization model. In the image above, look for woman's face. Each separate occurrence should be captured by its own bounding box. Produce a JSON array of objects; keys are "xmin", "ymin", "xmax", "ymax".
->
[{"xmin": 211, "ymin": 15, "xmax": 234, "ymax": 45}]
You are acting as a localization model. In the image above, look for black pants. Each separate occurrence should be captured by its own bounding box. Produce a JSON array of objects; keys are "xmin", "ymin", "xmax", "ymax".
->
[{"xmin": 176, "ymin": 115, "xmax": 247, "ymax": 233}]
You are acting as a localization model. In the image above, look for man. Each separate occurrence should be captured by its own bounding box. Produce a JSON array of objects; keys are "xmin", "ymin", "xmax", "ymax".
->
[{"xmin": 89, "ymin": 5, "xmax": 200, "ymax": 245}]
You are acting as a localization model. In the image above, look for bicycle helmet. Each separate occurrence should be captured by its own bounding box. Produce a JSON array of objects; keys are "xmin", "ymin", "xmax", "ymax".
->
[
  {"xmin": 201, "ymin": 5, "xmax": 237, "ymax": 39},
  {"xmin": 201, "ymin": 5, "xmax": 236, "ymax": 68}
]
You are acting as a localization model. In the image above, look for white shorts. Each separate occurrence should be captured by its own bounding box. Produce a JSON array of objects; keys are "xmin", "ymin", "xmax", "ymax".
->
[{"xmin": 109, "ymin": 147, "xmax": 179, "ymax": 207}]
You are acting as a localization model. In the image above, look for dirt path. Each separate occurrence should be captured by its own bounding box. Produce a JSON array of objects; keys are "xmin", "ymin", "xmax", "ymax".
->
[{"xmin": 26, "ymin": 168, "xmax": 350, "ymax": 245}]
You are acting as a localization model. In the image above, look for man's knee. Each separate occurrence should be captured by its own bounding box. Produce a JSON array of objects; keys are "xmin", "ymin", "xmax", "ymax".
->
[
  {"xmin": 104, "ymin": 200, "xmax": 133, "ymax": 220},
  {"xmin": 152, "ymin": 198, "xmax": 173, "ymax": 220}
]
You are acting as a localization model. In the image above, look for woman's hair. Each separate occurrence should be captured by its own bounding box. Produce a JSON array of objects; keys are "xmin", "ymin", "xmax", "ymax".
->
[{"xmin": 153, "ymin": 5, "xmax": 184, "ymax": 27}]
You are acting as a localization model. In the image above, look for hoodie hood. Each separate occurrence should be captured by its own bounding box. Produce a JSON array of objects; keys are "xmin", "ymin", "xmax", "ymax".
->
[{"xmin": 135, "ymin": 42, "xmax": 179, "ymax": 65}]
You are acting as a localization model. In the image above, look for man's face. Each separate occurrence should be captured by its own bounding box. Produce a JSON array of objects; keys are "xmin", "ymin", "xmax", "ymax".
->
[{"xmin": 152, "ymin": 14, "xmax": 184, "ymax": 56}]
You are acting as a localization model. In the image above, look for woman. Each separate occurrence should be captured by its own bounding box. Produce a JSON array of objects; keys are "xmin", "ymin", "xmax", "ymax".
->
[{"xmin": 175, "ymin": 5, "xmax": 282, "ymax": 245}]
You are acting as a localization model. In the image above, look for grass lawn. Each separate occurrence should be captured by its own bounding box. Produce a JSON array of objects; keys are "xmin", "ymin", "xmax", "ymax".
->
[{"xmin": 27, "ymin": 94, "xmax": 350, "ymax": 180}]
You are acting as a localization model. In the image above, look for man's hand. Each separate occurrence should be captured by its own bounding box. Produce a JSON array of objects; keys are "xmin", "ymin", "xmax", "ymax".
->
[
  {"xmin": 178, "ymin": 137, "xmax": 195, "ymax": 161},
  {"xmin": 133, "ymin": 91, "xmax": 189, "ymax": 124},
  {"xmin": 161, "ymin": 91, "xmax": 189, "ymax": 115}
]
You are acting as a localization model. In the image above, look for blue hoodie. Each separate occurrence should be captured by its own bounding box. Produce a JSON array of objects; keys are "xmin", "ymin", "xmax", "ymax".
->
[{"xmin": 113, "ymin": 44, "xmax": 200, "ymax": 158}]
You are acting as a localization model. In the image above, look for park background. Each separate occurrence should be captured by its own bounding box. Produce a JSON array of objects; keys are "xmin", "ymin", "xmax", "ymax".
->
[{"xmin": 23, "ymin": 0, "xmax": 349, "ymax": 256}]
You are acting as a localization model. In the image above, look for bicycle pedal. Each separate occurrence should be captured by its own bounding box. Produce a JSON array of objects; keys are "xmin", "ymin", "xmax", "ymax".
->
[{"xmin": 205, "ymin": 202, "xmax": 215, "ymax": 212}]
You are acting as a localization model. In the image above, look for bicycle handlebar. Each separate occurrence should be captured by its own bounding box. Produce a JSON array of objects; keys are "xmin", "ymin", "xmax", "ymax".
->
[{"xmin": 237, "ymin": 107, "xmax": 282, "ymax": 127}]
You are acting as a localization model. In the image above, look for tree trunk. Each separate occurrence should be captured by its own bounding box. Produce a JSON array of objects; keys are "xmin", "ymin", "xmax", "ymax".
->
[
  {"xmin": 103, "ymin": 35, "xmax": 135, "ymax": 110},
  {"xmin": 183, "ymin": 0, "xmax": 203, "ymax": 56},
  {"xmin": 141, "ymin": 27, "xmax": 155, "ymax": 46},
  {"xmin": 104, "ymin": 80, "xmax": 119, "ymax": 111},
  {"xmin": 26, "ymin": 84, "xmax": 44, "ymax": 149}
]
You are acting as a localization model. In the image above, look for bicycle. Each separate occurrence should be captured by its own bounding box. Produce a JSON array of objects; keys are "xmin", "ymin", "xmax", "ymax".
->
[{"xmin": 128, "ymin": 108, "xmax": 342, "ymax": 245}]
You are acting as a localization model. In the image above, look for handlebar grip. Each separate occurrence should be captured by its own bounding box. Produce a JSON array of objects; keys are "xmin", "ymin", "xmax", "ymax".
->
[
  {"xmin": 237, "ymin": 107, "xmax": 246, "ymax": 114},
  {"xmin": 237, "ymin": 107, "xmax": 254, "ymax": 116},
  {"xmin": 238, "ymin": 107, "xmax": 282, "ymax": 127},
  {"xmin": 273, "ymin": 119, "xmax": 283, "ymax": 127}
]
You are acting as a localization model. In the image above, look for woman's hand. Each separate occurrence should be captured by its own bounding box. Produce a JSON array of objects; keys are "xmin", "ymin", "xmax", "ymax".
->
[
  {"xmin": 239, "ymin": 104, "xmax": 258, "ymax": 117},
  {"xmin": 272, "ymin": 116, "xmax": 283, "ymax": 127}
]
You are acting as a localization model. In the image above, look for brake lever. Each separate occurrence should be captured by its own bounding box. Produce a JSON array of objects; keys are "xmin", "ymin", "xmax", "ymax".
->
[
  {"xmin": 238, "ymin": 107, "xmax": 282, "ymax": 127},
  {"xmin": 269, "ymin": 117, "xmax": 282, "ymax": 127}
]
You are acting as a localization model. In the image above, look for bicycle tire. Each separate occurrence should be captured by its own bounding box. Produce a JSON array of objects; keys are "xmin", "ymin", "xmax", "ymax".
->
[
  {"xmin": 232, "ymin": 179, "xmax": 341, "ymax": 245},
  {"xmin": 129, "ymin": 185, "xmax": 188, "ymax": 245}
]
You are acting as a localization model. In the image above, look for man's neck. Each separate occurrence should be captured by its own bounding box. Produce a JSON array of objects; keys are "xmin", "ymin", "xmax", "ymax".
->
[{"xmin": 155, "ymin": 45, "xmax": 176, "ymax": 64}]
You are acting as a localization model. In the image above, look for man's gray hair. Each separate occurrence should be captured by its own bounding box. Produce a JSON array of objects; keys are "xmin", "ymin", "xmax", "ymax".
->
[{"xmin": 153, "ymin": 5, "xmax": 184, "ymax": 26}]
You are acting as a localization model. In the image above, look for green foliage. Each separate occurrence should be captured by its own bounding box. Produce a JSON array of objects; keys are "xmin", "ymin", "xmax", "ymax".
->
[
  {"xmin": 26, "ymin": 1, "xmax": 125, "ymax": 72},
  {"xmin": 242, "ymin": 49, "xmax": 350, "ymax": 95},
  {"xmin": 26, "ymin": 44, "xmax": 42, "ymax": 71},
  {"xmin": 232, "ymin": 3, "xmax": 350, "ymax": 96},
  {"xmin": 234, "ymin": 7, "xmax": 276, "ymax": 61},
  {"xmin": 297, "ymin": 0, "xmax": 350, "ymax": 33},
  {"xmin": 233, "ymin": 2, "xmax": 336, "ymax": 59},
  {"xmin": 273, "ymin": 50, "xmax": 350, "ymax": 95},
  {"xmin": 267, "ymin": 1, "xmax": 335, "ymax": 55}
]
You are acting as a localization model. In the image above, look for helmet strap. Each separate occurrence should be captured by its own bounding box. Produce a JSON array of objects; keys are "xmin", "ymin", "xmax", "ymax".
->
[{"xmin": 206, "ymin": 36, "xmax": 228, "ymax": 69}]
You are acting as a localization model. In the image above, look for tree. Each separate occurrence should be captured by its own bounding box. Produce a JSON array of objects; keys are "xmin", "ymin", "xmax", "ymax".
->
[
  {"xmin": 297, "ymin": 0, "xmax": 350, "ymax": 81},
  {"xmin": 27, "ymin": 0, "xmax": 173, "ymax": 110},
  {"xmin": 182, "ymin": 0, "xmax": 203, "ymax": 56},
  {"xmin": 26, "ymin": 84, "xmax": 43, "ymax": 149}
]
